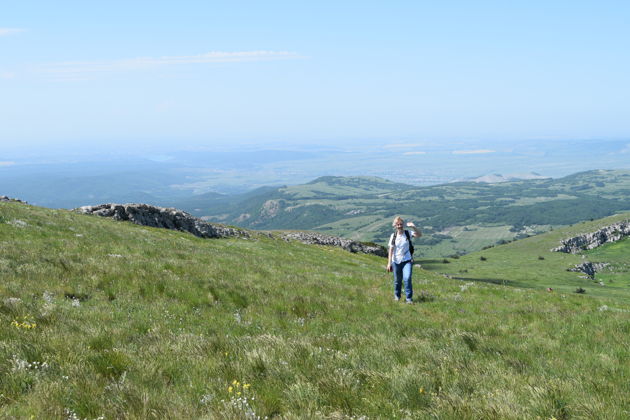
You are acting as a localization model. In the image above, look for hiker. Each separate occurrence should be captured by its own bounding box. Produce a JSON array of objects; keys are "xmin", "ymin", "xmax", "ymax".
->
[{"xmin": 386, "ymin": 216, "xmax": 421, "ymax": 303}]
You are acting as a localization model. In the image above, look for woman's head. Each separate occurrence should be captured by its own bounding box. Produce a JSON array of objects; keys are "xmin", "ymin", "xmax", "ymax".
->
[{"xmin": 392, "ymin": 216, "xmax": 404, "ymax": 229}]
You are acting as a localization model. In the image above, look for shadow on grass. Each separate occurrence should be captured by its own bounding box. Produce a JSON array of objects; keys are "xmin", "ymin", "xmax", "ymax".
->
[{"xmin": 452, "ymin": 276, "xmax": 530, "ymax": 288}]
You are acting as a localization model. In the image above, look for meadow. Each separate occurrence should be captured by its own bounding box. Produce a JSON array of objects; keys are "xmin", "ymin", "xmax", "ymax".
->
[
  {"xmin": 421, "ymin": 213, "xmax": 630, "ymax": 301},
  {"xmin": 1, "ymin": 201, "xmax": 629, "ymax": 419}
]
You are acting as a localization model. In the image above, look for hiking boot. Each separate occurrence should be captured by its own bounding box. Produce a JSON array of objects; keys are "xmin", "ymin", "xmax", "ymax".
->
[
  {"xmin": 394, "ymin": 296, "xmax": 400, "ymax": 302},
  {"xmin": 405, "ymin": 299, "xmax": 413, "ymax": 304}
]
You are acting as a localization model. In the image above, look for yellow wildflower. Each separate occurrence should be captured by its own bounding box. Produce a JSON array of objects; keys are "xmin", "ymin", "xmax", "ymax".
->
[{"xmin": 228, "ymin": 386, "xmax": 233, "ymax": 393}]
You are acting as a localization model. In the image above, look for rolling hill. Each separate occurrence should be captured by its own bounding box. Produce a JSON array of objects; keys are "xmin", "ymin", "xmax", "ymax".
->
[
  {"xmin": 177, "ymin": 169, "xmax": 630, "ymax": 258},
  {"xmin": 1, "ymin": 199, "xmax": 629, "ymax": 418},
  {"xmin": 420, "ymin": 212, "xmax": 630, "ymax": 301}
]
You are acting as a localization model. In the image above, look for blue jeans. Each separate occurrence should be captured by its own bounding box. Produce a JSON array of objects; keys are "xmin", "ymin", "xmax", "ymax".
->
[{"xmin": 393, "ymin": 260, "xmax": 413, "ymax": 301}]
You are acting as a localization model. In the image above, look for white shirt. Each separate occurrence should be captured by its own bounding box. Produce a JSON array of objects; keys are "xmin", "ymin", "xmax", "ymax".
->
[{"xmin": 389, "ymin": 230, "xmax": 413, "ymax": 263}]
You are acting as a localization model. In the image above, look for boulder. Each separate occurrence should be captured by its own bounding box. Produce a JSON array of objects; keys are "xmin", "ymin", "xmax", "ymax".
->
[{"xmin": 568, "ymin": 262, "xmax": 610, "ymax": 278}]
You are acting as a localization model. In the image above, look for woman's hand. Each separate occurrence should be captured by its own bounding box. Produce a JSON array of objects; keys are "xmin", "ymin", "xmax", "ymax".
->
[
  {"xmin": 407, "ymin": 221, "xmax": 422, "ymax": 237},
  {"xmin": 386, "ymin": 262, "xmax": 392, "ymax": 272}
]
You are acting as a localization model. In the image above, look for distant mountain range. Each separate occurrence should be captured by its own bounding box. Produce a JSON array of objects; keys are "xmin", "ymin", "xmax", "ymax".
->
[
  {"xmin": 465, "ymin": 172, "xmax": 549, "ymax": 183},
  {"xmin": 174, "ymin": 169, "xmax": 630, "ymax": 257}
]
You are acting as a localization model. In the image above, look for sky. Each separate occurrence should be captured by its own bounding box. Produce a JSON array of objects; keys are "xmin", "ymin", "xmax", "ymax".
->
[{"xmin": 2, "ymin": 1, "xmax": 630, "ymax": 154}]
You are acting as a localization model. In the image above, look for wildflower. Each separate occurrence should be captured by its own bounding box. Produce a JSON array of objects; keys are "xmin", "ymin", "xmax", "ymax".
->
[
  {"xmin": 11, "ymin": 315, "xmax": 37, "ymax": 329},
  {"xmin": 419, "ymin": 387, "xmax": 424, "ymax": 394},
  {"xmin": 243, "ymin": 383, "xmax": 251, "ymax": 389},
  {"xmin": 228, "ymin": 386, "xmax": 233, "ymax": 393}
]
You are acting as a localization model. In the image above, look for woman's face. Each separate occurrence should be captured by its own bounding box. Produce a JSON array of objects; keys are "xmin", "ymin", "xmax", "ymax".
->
[{"xmin": 394, "ymin": 220, "xmax": 404, "ymax": 230}]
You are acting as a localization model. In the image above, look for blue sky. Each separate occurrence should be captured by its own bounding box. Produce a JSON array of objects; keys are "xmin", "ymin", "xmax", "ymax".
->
[{"xmin": 2, "ymin": 1, "xmax": 630, "ymax": 153}]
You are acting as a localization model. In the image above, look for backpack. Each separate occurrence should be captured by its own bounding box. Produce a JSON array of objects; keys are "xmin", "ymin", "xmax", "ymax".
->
[{"xmin": 391, "ymin": 230, "xmax": 414, "ymax": 255}]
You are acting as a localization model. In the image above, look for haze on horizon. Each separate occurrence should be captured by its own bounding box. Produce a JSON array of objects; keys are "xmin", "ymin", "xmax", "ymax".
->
[{"xmin": 2, "ymin": 1, "xmax": 630, "ymax": 156}]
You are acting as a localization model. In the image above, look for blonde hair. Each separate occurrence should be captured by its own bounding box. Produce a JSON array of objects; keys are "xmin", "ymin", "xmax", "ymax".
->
[{"xmin": 392, "ymin": 216, "xmax": 404, "ymax": 227}]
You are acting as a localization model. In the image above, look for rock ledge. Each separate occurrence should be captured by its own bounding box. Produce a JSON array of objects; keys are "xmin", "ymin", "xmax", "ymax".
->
[
  {"xmin": 552, "ymin": 220, "xmax": 630, "ymax": 253},
  {"xmin": 76, "ymin": 203, "xmax": 248, "ymax": 239}
]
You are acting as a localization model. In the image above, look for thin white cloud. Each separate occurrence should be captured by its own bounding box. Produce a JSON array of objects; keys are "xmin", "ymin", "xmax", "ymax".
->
[
  {"xmin": 41, "ymin": 51, "xmax": 303, "ymax": 79},
  {"xmin": 383, "ymin": 143, "xmax": 426, "ymax": 149},
  {"xmin": 452, "ymin": 149, "xmax": 496, "ymax": 155},
  {"xmin": 0, "ymin": 161, "xmax": 16, "ymax": 166},
  {"xmin": 0, "ymin": 28, "xmax": 25, "ymax": 36},
  {"xmin": 620, "ymin": 143, "xmax": 630, "ymax": 154},
  {"xmin": 403, "ymin": 151, "xmax": 427, "ymax": 155},
  {"xmin": 0, "ymin": 72, "xmax": 15, "ymax": 79}
]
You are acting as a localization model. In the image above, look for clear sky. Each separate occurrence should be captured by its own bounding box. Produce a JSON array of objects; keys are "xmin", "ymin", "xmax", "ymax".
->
[{"xmin": 2, "ymin": 1, "xmax": 630, "ymax": 153}]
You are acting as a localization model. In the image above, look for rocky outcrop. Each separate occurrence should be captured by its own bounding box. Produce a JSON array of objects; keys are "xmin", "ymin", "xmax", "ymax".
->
[
  {"xmin": 568, "ymin": 262, "xmax": 610, "ymax": 278},
  {"xmin": 553, "ymin": 220, "xmax": 630, "ymax": 253},
  {"xmin": 0, "ymin": 196, "xmax": 26, "ymax": 203},
  {"xmin": 280, "ymin": 231, "xmax": 387, "ymax": 257},
  {"xmin": 76, "ymin": 203, "xmax": 386, "ymax": 257},
  {"xmin": 76, "ymin": 203, "xmax": 249, "ymax": 239}
]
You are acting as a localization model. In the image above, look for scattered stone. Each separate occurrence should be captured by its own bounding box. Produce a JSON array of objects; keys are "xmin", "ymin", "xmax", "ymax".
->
[{"xmin": 280, "ymin": 231, "xmax": 387, "ymax": 257}]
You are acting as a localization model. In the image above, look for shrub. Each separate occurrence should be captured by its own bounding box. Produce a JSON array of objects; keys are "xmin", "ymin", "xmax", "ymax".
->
[
  {"xmin": 538, "ymin": 256, "xmax": 545, "ymax": 260},
  {"xmin": 442, "ymin": 259, "xmax": 450, "ymax": 264},
  {"xmin": 575, "ymin": 287, "xmax": 586, "ymax": 294},
  {"xmin": 480, "ymin": 256, "xmax": 487, "ymax": 261},
  {"xmin": 415, "ymin": 290, "xmax": 435, "ymax": 302}
]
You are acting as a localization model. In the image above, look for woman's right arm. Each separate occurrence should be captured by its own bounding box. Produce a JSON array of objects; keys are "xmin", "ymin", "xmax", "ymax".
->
[{"xmin": 386, "ymin": 241, "xmax": 393, "ymax": 272}]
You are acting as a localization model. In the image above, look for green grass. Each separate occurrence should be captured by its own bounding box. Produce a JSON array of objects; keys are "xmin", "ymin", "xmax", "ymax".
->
[
  {"xmin": 2, "ymin": 202, "xmax": 630, "ymax": 418},
  {"xmin": 583, "ymin": 237, "xmax": 630, "ymax": 290},
  {"xmin": 421, "ymin": 213, "xmax": 630, "ymax": 301}
]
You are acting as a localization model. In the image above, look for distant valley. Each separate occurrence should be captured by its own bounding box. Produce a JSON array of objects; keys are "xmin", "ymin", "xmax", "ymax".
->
[{"xmin": 177, "ymin": 169, "xmax": 630, "ymax": 257}]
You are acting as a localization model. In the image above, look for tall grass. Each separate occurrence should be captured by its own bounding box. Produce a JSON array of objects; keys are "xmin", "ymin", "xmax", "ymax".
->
[{"xmin": 1, "ymin": 202, "xmax": 629, "ymax": 418}]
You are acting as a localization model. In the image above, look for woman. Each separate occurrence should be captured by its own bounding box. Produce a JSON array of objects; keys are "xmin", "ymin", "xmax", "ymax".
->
[{"xmin": 386, "ymin": 216, "xmax": 421, "ymax": 303}]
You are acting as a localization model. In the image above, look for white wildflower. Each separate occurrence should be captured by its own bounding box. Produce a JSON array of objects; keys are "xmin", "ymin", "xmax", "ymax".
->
[
  {"xmin": 3, "ymin": 297, "xmax": 21, "ymax": 305},
  {"xmin": 43, "ymin": 291, "xmax": 55, "ymax": 303},
  {"xmin": 200, "ymin": 393, "xmax": 214, "ymax": 405}
]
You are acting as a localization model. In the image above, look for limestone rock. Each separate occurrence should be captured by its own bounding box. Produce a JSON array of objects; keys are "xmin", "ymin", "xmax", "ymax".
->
[
  {"xmin": 568, "ymin": 262, "xmax": 610, "ymax": 278},
  {"xmin": 76, "ymin": 203, "xmax": 248, "ymax": 239},
  {"xmin": 280, "ymin": 231, "xmax": 387, "ymax": 257},
  {"xmin": 76, "ymin": 203, "xmax": 385, "ymax": 257},
  {"xmin": 0, "ymin": 196, "xmax": 26, "ymax": 203},
  {"xmin": 553, "ymin": 220, "xmax": 630, "ymax": 253}
]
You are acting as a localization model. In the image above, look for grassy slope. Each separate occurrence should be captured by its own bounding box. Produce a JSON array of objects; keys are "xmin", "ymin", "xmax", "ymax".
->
[
  {"xmin": 421, "ymin": 213, "xmax": 630, "ymax": 301},
  {"xmin": 1, "ymin": 202, "xmax": 629, "ymax": 419}
]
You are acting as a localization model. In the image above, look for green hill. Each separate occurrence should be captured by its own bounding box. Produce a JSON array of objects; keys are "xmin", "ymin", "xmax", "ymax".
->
[
  {"xmin": 181, "ymin": 170, "xmax": 630, "ymax": 258},
  {"xmin": 1, "ymin": 201, "xmax": 629, "ymax": 418},
  {"xmin": 421, "ymin": 213, "xmax": 630, "ymax": 301}
]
